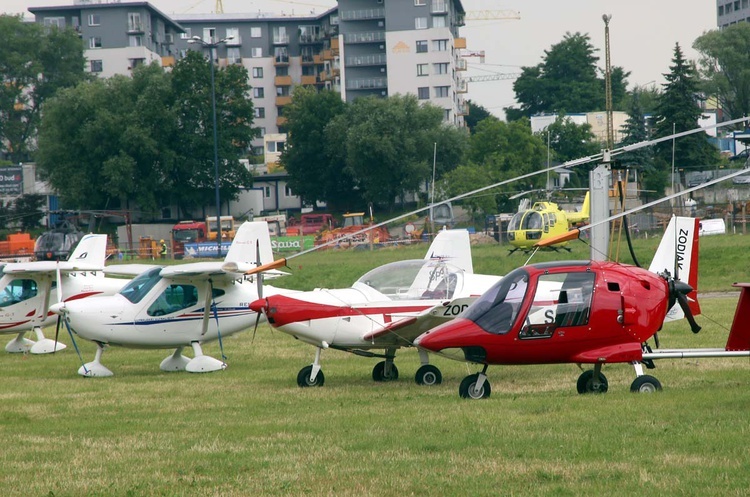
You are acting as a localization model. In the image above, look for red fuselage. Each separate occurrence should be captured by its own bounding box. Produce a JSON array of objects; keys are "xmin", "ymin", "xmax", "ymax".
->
[{"xmin": 416, "ymin": 261, "xmax": 670, "ymax": 366}]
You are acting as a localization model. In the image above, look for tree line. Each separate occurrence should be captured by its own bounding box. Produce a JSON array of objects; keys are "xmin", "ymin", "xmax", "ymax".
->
[{"xmin": 2, "ymin": 15, "xmax": 750, "ymax": 223}]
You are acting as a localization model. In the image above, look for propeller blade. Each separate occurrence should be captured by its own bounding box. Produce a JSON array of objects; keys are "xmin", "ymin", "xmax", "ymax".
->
[
  {"xmin": 255, "ymin": 240, "xmax": 263, "ymax": 300},
  {"xmin": 535, "ymin": 229, "xmax": 580, "ymax": 248},
  {"xmin": 55, "ymin": 263, "xmax": 63, "ymax": 304},
  {"xmin": 676, "ymin": 292, "xmax": 702, "ymax": 334},
  {"xmin": 53, "ymin": 316, "xmax": 62, "ymax": 354}
]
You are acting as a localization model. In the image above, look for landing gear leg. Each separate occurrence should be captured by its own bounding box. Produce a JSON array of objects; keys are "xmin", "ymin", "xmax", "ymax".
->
[
  {"xmin": 414, "ymin": 348, "xmax": 442, "ymax": 386},
  {"xmin": 29, "ymin": 326, "xmax": 67, "ymax": 354},
  {"xmin": 297, "ymin": 347, "xmax": 325, "ymax": 387},
  {"xmin": 79, "ymin": 342, "xmax": 114, "ymax": 377},
  {"xmin": 372, "ymin": 347, "xmax": 399, "ymax": 382},
  {"xmin": 5, "ymin": 332, "xmax": 34, "ymax": 353},
  {"xmin": 186, "ymin": 342, "xmax": 227, "ymax": 373},
  {"xmin": 160, "ymin": 346, "xmax": 191, "ymax": 372},
  {"xmin": 458, "ymin": 364, "xmax": 491, "ymax": 399},
  {"xmin": 629, "ymin": 361, "xmax": 662, "ymax": 393}
]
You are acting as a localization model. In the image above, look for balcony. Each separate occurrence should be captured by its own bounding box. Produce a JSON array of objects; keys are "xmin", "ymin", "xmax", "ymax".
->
[
  {"xmin": 161, "ymin": 55, "xmax": 176, "ymax": 67},
  {"xmin": 274, "ymin": 55, "xmax": 290, "ymax": 66},
  {"xmin": 299, "ymin": 33, "xmax": 324, "ymax": 44},
  {"xmin": 454, "ymin": 37, "xmax": 466, "ymax": 49},
  {"xmin": 344, "ymin": 31, "xmax": 386, "ymax": 44},
  {"xmin": 331, "ymin": 38, "xmax": 339, "ymax": 50},
  {"xmin": 345, "ymin": 53, "xmax": 387, "ymax": 67},
  {"xmin": 301, "ymin": 75, "xmax": 317, "ymax": 85},
  {"xmin": 456, "ymin": 78, "xmax": 468, "ymax": 93},
  {"xmin": 276, "ymin": 95, "xmax": 292, "ymax": 106},
  {"xmin": 346, "ymin": 78, "xmax": 387, "ymax": 90},
  {"xmin": 275, "ymin": 75, "xmax": 292, "ymax": 86},
  {"xmin": 273, "ymin": 35, "xmax": 289, "ymax": 45},
  {"xmin": 300, "ymin": 54, "xmax": 315, "ymax": 65},
  {"xmin": 339, "ymin": 8, "xmax": 385, "ymax": 21},
  {"xmin": 457, "ymin": 101, "xmax": 469, "ymax": 116},
  {"xmin": 276, "ymin": 116, "xmax": 288, "ymax": 126},
  {"xmin": 456, "ymin": 58, "xmax": 467, "ymax": 71},
  {"xmin": 431, "ymin": 0, "xmax": 448, "ymax": 14}
]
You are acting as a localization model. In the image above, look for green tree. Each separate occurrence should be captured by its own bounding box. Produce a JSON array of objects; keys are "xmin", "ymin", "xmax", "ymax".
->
[
  {"xmin": 0, "ymin": 15, "xmax": 87, "ymax": 162},
  {"xmin": 652, "ymin": 43, "xmax": 720, "ymax": 195},
  {"xmin": 279, "ymin": 87, "xmax": 354, "ymax": 210},
  {"xmin": 694, "ymin": 23, "xmax": 750, "ymax": 122},
  {"xmin": 463, "ymin": 100, "xmax": 495, "ymax": 133},
  {"xmin": 443, "ymin": 118, "xmax": 546, "ymax": 216},
  {"xmin": 12, "ymin": 194, "xmax": 45, "ymax": 231},
  {"xmin": 541, "ymin": 114, "xmax": 599, "ymax": 189},
  {"xmin": 327, "ymin": 95, "xmax": 467, "ymax": 211},
  {"xmin": 38, "ymin": 54, "xmax": 256, "ymax": 216},
  {"xmin": 505, "ymin": 32, "xmax": 629, "ymax": 120}
]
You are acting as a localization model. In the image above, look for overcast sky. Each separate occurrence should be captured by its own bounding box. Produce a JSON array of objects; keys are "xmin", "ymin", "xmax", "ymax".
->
[{"xmin": 4, "ymin": 0, "xmax": 720, "ymax": 119}]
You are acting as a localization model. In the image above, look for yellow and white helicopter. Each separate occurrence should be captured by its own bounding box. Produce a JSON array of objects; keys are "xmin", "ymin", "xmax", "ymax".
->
[{"xmin": 506, "ymin": 192, "xmax": 590, "ymax": 253}]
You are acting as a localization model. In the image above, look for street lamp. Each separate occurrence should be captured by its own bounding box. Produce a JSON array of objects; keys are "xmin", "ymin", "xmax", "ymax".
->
[{"xmin": 188, "ymin": 35, "xmax": 233, "ymax": 257}]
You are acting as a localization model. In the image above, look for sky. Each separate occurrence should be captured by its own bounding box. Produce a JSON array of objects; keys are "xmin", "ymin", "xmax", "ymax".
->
[{"xmin": 3, "ymin": 0, "xmax": 720, "ymax": 119}]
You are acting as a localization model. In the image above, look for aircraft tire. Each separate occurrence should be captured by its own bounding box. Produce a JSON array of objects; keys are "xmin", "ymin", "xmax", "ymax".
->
[
  {"xmin": 415, "ymin": 365, "xmax": 442, "ymax": 386},
  {"xmin": 630, "ymin": 375, "xmax": 662, "ymax": 393},
  {"xmin": 372, "ymin": 361, "xmax": 399, "ymax": 382},
  {"xmin": 458, "ymin": 374, "xmax": 491, "ymax": 399},
  {"xmin": 576, "ymin": 370, "xmax": 608, "ymax": 394},
  {"xmin": 297, "ymin": 365, "xmax": 325, "ymax": 387}
]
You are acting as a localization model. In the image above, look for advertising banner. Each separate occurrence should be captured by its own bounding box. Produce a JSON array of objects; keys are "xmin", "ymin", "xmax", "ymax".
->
[
  {"xmin": 0, "ymin": 166, "xmax": 23, "ymax": 195},
  {"xmin": 271, "ymin": 236, "xmax": 315, "ymax": 252}
]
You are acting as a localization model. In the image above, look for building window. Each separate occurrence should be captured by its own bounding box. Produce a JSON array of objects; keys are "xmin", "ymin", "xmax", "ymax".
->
[
  {"xmin": 443, "ymin": 109, "xmax": 451, "ymax": 121},
  {"xmin": 433, "ymin": 39, "xmax": 448, "ymax": 52},
  {"xmin": 415, "ymin": 0, "xmax": 426, "ymax": 5},
  {"xmin": 276, "ymin": 86, "xmax": 290, "ymax": 97},
  {"xmin": 180, "ymin": 28, "xmax": 191, "ymax": 39},
  {"xmin": 418, "ymin": 87, "xmax": 429, "ymax": 100},
  {"xmin": 276, "ymin": 66, "xmax": 289, "ymax": 77},
  {"xmin": 43, "ymin": 17, "xmax": 64, "ymax": 28},
  {"xmin": 250, "ymin": 26, "xmax": 261, "ymax": 38},
  {"xmin": 433, "ymin": 62, "xmax": 448, "ymax": 75},
  {"xmin": 434, "ymin": 86, "xmax": 449, "ymax": 98},
  {"xmin": 226, "ymin": 27, "xmax": 239, "ymax": 41},
  {"xmin": 251, "ymin": 47, "xmax": 262, "ymax": 58},
  {"xmin": 88, "ymin": 14, "xmax": 100, "ymax": 26},
  {"xmin": 203, "ymin": 27, "xmax": 216, "ymax": 43},
  {"xmin": 432, "ymin": 16, "xmax": 446, "ymax": 28},
  {"xmin": 258, "ymin": 128, "xmax": 266, "ymax": 137},
  {"xmin": 129, "ymin": 35, "xmax": 143, "ymax": 47},
  {"xmin": 227, "ymin": 47, "xmax": 241, "ymax": 64},
  {"xmin": 253, "ymin": 67, "xmax": 264, "ymax": 78},
  {"xmin": 255, "ymin": 107, "xmax": 266, "ymax": 118},
  {"xmin": 285, "ymin": 185, "xmax": 294, "ymax": 197},
  {"xmin": 416, "ymin": 40, "xmax": 428, "ymax": 53},
  {"xmin": 415, "ymin": 17, "xmax": 427, "ymax": 29},
  {"xmin": 89, "ymin": 37, "xmax": 102, "ymax": 49},
  {"xmin": 264, "ymin": 186, "xmax": 271, "ymax": 198},
  {"xmin": 417, "ymin": 63, "xmax": 428, "ymax": 76},
  {"xmin": 253, "ymin": 87, "xmax": 264, "ymax": 98},
  {"xmin": 90, "ymin": 60, "xmax": 103, "ymax": 73},
  {"xmin": 273, "ymin": 26, "xmax": 288, "ymax": 44}
]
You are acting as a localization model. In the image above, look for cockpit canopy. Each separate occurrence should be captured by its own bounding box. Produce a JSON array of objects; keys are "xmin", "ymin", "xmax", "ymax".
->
[{"xmin": 355, "ymin": 259, "xmax": 465, "ymax": 301}]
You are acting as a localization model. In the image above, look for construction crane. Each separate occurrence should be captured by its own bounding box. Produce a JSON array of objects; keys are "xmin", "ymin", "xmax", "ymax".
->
[
  {"xmin": 466, "ymin": 73, "xmax": 521, "ymax": 83},
  {"xmin": 216, "ymin": 0, "xmax": 223, "ymax": 14}
]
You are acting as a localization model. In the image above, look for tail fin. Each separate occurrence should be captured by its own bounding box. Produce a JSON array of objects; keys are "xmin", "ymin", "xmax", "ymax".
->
[
  {"xmin": 727, "ymin": 283, "xmax": 750, "ymax": 351},
  {"xmin": 224, "ymin": 221, "xmax": 274, "ymax": 266},
  {"xmin": 648, "ymin": 216, "xmax": 701, "ymax": 320},
  {"xmin": 424, "ymin": 229, "xmax": 473, "ymax": 274},
  {"xmin": 567, "ymin": 192, "xmax": 590, "ymax": 224},
  {"xmin": 67, "ymin": 234, "xmax": 108, "ymax": 267}
]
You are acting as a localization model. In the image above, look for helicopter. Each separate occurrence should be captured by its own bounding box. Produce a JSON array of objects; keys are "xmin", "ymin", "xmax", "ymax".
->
[
  {"xmin": 506, "ymin": 192, "xmax": 590, "ymax": 253},
  {"xmin": 33, "ymin": 220, "xmax": 85, "ymax": 261}
]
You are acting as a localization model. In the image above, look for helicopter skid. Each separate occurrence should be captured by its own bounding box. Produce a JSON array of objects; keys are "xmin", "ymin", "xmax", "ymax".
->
[
  {"xmin": 5, "ymin": 334, "xmax": 34, "ymax": 353},
  {"xmin": 29, "ymin": 338, "xmax": 67, "ymax": 354}
]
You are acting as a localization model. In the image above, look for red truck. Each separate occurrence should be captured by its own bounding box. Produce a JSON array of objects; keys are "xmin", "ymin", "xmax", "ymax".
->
[
  {"xmin": 287, "ymin": 213, "xmax": 335, "ymax": 236},
  {"xmin": 170, "ymin": 216, "xmax": 235, "ymax": 259}
]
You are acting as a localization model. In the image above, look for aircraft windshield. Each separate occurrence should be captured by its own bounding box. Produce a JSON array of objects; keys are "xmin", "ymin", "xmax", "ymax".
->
[
  {"xmin": 508, "ymin": 212, "xmax": 523, "ymax": 231},
  {"xmin": 463, "ymin": 267, "xmax": 529, "ymax": 334},
  {"xmin": 356, "ymin": 259, "xmax": 464, "ymax": 301},
  {"xmin": 0, "ymin": 279, "xmax": 37, "ymax": 306},
  {"xmin": 119, "ymin": 267, "xmax": 163, "ymax": 304},
  {"xmin": 521, "ymin": 211, "xmax": 543, "ymax": 230}
]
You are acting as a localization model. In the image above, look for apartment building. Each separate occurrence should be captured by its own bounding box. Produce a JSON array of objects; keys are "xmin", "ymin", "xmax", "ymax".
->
[{"xmin": 717, "ymin": 0, "xmax": 750, "ymax": 27}]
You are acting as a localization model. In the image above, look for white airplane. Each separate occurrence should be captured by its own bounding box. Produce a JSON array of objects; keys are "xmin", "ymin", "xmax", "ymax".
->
[
  {"xmin": 249, "ymin": 229, "xmax": 502, "ymax": 387},
  {"xmin": 50, "ymin": 221, "xmax": 289, "ymax": 377},
  {"xmin": 1, "ymin": 233, "xmax": 127, "ymax": 354}
]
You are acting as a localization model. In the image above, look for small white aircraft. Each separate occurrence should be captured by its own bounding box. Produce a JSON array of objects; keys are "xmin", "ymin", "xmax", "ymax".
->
[
  {"xmin": 249, "ymin": 229, "xmax": 502, "ymax": 387},
  {"xmin": 1, "ymin": 233, "xmax": 126, "ymax": 354},
  {"xmin": 51, "ymin": 222, "xmax": 289, "ymax": 377}
]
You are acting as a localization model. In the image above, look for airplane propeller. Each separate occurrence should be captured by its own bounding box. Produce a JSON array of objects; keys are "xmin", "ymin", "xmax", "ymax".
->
[
  {"xmin": 251, "ymin": 240, "xmax": 266, "ymax": 342},
  {"xmin": 53, "ymin": 263, "xmax": 63, "ymax": 353}
]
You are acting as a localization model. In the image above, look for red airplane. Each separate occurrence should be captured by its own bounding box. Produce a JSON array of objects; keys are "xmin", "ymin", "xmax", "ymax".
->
[{"xmin": 415, "ymin": 217, "xmax": 750, "ymax": 399}]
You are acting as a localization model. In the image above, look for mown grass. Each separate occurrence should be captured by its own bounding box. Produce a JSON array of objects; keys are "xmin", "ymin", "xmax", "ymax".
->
[{"xmin": 2, "ymin": 235, "xmax": 750, "ymax": 496}]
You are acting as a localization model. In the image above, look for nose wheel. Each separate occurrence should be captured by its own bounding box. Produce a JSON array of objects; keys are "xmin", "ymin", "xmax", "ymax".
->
[
  {"xmin": 415, "ymin": 364, "xmax": 442, "ymax": 386},
  {"xmin": 576, "ymin": 368, "xmax": 609, "ymax": 394},
  {"xmin": 459, "ymin": 373, "xmax": 491, "ymax": 399},
  {"xmin": 297, "ymin": 365, "xmax": 325, "ymax": 387},
  {"xmin": 372, "ymin": 360, "xmax": 399, "ymax": 382}
]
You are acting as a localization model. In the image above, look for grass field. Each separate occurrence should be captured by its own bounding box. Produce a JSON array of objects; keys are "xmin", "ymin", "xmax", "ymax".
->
[{"xmin": 2, "ymin": 233, "xmax": 750, "ymax": 496}]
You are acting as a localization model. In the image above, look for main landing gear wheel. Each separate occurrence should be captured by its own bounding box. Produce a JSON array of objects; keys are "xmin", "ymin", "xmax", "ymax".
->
[
  {"xmin": 297, "ymin": 365, "xmax": 325, "ymax": 387},
  {"xmin": 576, "ymin": 370, "xmax": 609, "ymax": 394},
  {"xmin": 372, "ymin": 361, "xmax": 399, "ymax": 382},
  {"xmin": 630, "ymin": 375, "xmax": 662, "ymax": 393},
  {"xmin": 459, "ymin": 373, "xmax": 491, "ymax": 399},
  {"xmin": 415, "ymin": 364, "xmax": 442, "ymax": 386}
]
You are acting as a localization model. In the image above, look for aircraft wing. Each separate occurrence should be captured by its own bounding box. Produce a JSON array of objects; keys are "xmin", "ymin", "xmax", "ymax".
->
[
  {"xmin": 103, "ymin": 264, "xmax": 163, "ymax": 277},
  {"xmin": 362, "ymin": 298, "xmax": 475, "ymax": 343},
  {"xmin": 3, "ymin": 261, "xmax": 104, "ymax": 274}
]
